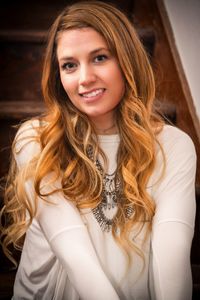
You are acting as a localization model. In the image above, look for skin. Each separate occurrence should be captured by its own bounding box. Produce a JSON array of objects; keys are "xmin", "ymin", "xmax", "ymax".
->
[{"xmin": 57, "ymin": 27, "xmax": 125, "ymax": 134}]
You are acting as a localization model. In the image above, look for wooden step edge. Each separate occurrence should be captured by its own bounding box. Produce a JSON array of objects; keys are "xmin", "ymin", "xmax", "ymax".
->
[
  {"xmin": 0, "ymin": 100, "xmax": 177, "ymax": 120},
  {"xmin": 0, "ymin": 30, "xmax": 48, "ymax": 43},
  {"xmin": 0, "ymin": 27, "xmax": 156, "ymax": 43},
  {"xmin": 0, "ymin": 101, "xmax": 46, "ymax": 119}
]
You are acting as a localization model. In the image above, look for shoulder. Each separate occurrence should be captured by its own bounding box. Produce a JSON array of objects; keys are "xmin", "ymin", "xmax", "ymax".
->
[
  {"xmin": 149, "ymin": 125, "xmax": 197, "ymax": 188},
  {"xmin": 14, "ymin": 119, "xmax": 43, "ymax": 168},
  {"xmin": 15, "ymin": 119, "xmax": 41, "ymax": 144},
  {"xmin": 150, "ymin": 126, "xmax": 197, "ymax": 222},
  {"xmin": 156, "ymin": 125, "xmax": 196, "ymax": 162}
]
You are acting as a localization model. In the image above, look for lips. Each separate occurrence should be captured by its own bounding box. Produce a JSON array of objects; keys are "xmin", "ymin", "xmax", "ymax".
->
[{"xmin": 79, "ymin": 88, "xmax": 105, "ymax": 98}]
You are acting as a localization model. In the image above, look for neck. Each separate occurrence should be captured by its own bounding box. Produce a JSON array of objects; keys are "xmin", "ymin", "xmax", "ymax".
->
[
  {"xmin": 90, "ymin": 111, "xmax": 118, "ymax": 135},
  {"xmin": 95, "ymin": 123, "xmax": 118, "ymax": 135}
]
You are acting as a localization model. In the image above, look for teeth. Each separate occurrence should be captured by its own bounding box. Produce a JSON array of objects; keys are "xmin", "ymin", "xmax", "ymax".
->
[{"xmin": 82, "ymin": 89, "xmax": 104, "ymax": 98}]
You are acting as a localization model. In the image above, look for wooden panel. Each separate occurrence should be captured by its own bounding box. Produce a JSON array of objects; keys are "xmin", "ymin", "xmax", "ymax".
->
[
  {"xmin": 0, "ymin": 24, "xmax": 155, "ymax": 105},
  {"xmin": 0, "ymin": 119, "xmax": 18, "ymax": 184},
  {"xmin": 0, "ymin": 0, "xmax": 134, "ymax": 31},
  {"xmin": 0, "ymin": 41, "xmax": 44, "ymax": 102},
  {"xmin": 0, "ymin": 101, "xmax": 45, "ymax": 119},
  {"xmin": 132, "ymin": 0, "xmax": 200, "ymax": 184}
]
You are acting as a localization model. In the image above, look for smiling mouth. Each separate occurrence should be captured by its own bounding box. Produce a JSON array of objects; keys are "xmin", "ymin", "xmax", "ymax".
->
[{"xmin": 80, "ymin": 88, "xmax": 105, "ymax": 98}]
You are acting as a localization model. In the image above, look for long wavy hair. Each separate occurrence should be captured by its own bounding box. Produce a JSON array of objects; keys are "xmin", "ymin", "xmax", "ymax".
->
[{"xmin": 1, "ymin": 0, "xmax": 164, "ymax": 267}]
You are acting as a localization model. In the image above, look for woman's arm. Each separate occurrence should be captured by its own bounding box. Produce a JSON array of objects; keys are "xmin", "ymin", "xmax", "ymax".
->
[
  {"xmin": 150, "ymin": 128, "xmax": 197, "ymax": 300},
  {"xmin": 15, "ymin": 120, "xmax": 120, "ymax": 300},
  {"xmin": 36, "ymin": 187, "xmax": 120, "ymax": 300}
]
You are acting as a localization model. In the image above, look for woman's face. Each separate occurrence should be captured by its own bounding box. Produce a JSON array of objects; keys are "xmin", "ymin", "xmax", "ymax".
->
[{"xmin": 57, "ymin": 27, "xmax": 125, "ymax": 129}]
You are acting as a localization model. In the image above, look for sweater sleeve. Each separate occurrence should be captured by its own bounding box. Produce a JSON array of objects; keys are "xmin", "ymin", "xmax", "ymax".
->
[
  {"xmin": 149, "ymin": 127, "xmax": 197, "ymax": 300},
  {"xmin": 14, "ymin": 120, "xmax": 120, "ymax": 300}
]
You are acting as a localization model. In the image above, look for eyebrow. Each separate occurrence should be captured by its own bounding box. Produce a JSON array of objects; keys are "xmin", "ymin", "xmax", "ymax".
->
[{"xmin": 58, "ymin": 47, "xmax": 110, "ymax": 62}]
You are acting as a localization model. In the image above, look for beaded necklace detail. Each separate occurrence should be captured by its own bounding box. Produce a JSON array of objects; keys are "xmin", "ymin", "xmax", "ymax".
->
[{"xmin": 87, "ymin": 146, "xmax": 134, "ymax": 232}]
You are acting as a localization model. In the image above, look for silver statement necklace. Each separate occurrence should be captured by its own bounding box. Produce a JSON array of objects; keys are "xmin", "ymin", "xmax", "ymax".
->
[{"xmin": 87, "ymin": 146, "xmax": 134, "ymax": 232}]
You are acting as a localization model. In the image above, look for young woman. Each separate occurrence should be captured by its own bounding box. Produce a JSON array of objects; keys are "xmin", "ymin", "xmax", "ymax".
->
[{"xmin": 1, "ymin": 1, "xmax": 196, "ymax": 299}]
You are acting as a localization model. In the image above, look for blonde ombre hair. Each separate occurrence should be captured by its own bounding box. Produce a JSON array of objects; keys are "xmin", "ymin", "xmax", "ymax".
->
[{"xmin": 1, "ymin": 1, "xmax": 164, "ymax": 266}]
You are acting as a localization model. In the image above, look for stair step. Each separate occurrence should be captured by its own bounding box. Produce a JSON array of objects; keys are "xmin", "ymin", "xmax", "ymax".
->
[
  {"xmin": 0, "ymin": 1, "xmax": 135, "ymax": 32},
  {"xmin": 0, "ymin": 26, "xmax": 156, "ymax": 55},
  {"xmin": 0, "ymin": 26, "xmax": 156, "ymax": 104},
  {"xmin": 0, "ymin": 100, "xmax": 176, "ymax": 122},
  {"xmin": 0, "ymin": 40, "xmax": 44, "ymax": 102},
  {"xmin": 0, "ymin": 27, "xmax": 155, "ymax": 103},
  {"xmin": 0, "ymin": 30, "xmax": 47, "ymax": 43},
  {"xmin": 0, "ymin": 101, "xmax": 45, "ymax": 119}
]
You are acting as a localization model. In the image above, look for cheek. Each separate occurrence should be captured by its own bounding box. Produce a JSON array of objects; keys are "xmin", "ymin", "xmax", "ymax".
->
[
  {"xmin": 108, "ymin": 65, "xmax": 124, "ymax": 87},
  {"xmin": 60, "ymin": 75, "xmax": 76, "ymax": 96}
]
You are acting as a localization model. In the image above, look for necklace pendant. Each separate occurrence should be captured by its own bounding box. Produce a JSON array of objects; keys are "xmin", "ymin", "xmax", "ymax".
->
[{"xmin": 87, "ymin": 146, "xmax": 135, "ymax": 232}]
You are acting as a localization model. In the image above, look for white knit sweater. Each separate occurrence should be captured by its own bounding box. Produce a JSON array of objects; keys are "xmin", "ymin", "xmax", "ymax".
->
[{"xmin": 12, "ymin": 120, "xmax": 196, "ymax": 300}]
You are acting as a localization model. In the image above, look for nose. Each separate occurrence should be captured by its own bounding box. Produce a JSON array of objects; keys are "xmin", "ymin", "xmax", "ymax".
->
[{"xmin": 79, "ymin": 64, "xmax": 96, "ymax": 86}]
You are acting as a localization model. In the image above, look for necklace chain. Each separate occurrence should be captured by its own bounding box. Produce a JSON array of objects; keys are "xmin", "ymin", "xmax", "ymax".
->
[{"xmin": 87, "ymin": 146, "xmax": 134, "ymax": 232}]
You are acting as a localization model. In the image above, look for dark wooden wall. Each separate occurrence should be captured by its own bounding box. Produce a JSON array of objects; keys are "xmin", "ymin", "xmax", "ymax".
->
[{"xmin": 0, "ymin": 0, "xmax": 199, "ymax": 299}]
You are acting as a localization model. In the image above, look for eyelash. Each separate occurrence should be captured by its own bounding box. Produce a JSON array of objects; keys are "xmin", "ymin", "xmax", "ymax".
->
[
  {"xmin": 61, "ymin": 62, "xmax": 76, "ymax": 71},
  {"xmin": 61, "ymin": 54, "xmax": 108, "ymax": 72},
  {"xmin": 94, "ymin": 54, "xmax": 108, "ymax": 63}
]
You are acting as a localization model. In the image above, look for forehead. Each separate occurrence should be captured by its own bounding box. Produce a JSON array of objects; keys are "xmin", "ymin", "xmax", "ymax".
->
[{"xmin": 56, "ymin": 28, "xmax": 108, "ymax": 58}]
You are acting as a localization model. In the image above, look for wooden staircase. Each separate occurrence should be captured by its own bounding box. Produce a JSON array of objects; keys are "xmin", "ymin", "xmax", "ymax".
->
[{"xmin": 0, "ymin": 0, "xmax": 199, "ymax": 299}]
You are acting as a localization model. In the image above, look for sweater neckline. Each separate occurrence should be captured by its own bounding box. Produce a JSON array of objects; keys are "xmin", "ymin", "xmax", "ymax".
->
[{"xmin": 98, "ymin": 134, "xmax": 120, "ymax": 143}]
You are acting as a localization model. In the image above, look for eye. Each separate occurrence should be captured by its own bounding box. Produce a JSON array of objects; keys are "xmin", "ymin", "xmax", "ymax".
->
[
  {"xmin": 94, "ymin": 54, "xmax": 108, "ymax": 63},
  {"xmin": 61, "ymin": 62, "xmax": 77, "ymax": 72}
]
